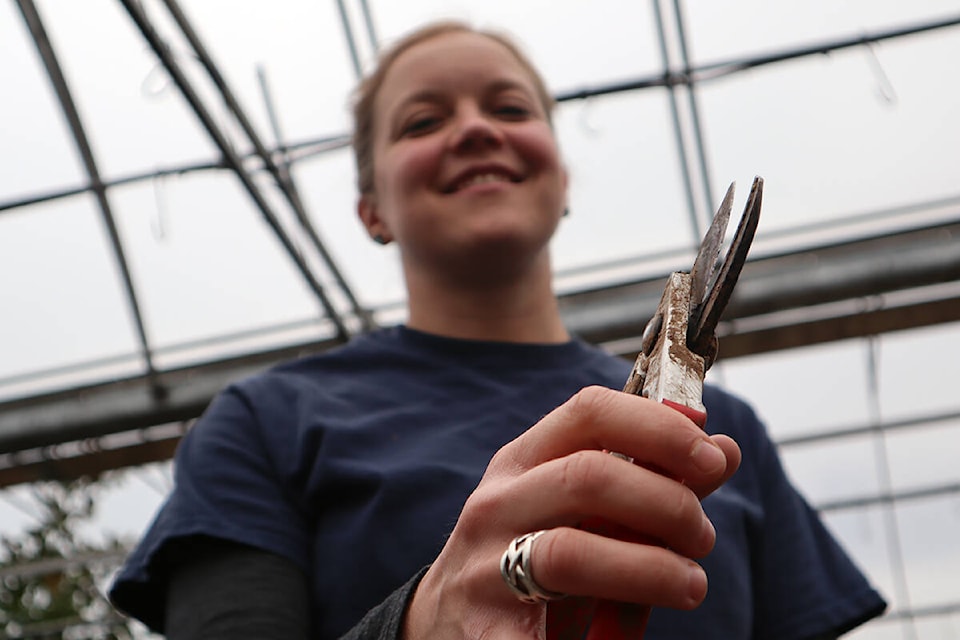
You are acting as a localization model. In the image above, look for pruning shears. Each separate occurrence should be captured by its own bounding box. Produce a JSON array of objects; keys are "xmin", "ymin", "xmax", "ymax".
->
[{"xmin": 549, "ymin": 176, "xmax": 764, "ymax": 639}]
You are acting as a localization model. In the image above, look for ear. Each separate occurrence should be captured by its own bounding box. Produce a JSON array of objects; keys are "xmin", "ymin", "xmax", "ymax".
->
[
  {"xmin": 561, "ymin": 165, "xmax": 570, "ymax": 215},
  {"xmin": 357, "ymin": 194, "xmax": 392, "ymax": 244}
]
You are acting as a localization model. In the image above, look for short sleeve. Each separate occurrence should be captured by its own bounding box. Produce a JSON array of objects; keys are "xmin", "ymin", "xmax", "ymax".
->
[
  {"xmin": 109, "ymin": 384, "xmax": 311, "ymax": 632},
  {"xmin": 741, "ymin": 404, "xmax": 887, "ymax": 639}
]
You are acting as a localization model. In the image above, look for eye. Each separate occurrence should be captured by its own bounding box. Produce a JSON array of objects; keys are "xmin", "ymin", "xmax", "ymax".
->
[
  {"xmin": 494, "ymin": 103, "xmax": 531, "ymax": 120},
  {"xmin": 400, "ymin": 113, "xmax": 442, "ymax": 137}
]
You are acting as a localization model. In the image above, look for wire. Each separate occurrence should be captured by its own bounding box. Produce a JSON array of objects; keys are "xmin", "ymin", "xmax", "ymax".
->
[{"xmin": 865, "ymin": 334, "xmax": 918, "ymax": 639}]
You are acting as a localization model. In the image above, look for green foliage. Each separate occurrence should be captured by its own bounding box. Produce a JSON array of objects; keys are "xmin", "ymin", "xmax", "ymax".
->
[{"xmin": 0, "ymin": 478, "xmax": 136, "ymax": 640}]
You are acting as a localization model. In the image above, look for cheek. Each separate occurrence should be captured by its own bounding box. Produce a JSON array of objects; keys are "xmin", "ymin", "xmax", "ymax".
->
[
  {"xmin": 517, "ymin": 127, "xmax": 565, "ymax": 178},
  {"xmin": 372, "ymin": 145, "xmax": 441, "ymax": 237},
  {"xmin": 379, "ymin": 143, "xmax": 440, "ymax": 198}
]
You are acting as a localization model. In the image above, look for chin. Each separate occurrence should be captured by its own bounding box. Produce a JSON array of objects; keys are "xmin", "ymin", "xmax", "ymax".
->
[
  {"xmin": 467, "ymin": 203, "xmax": 559, "ymax": 242},
  {"xmin": 465, "ymin": 220, "xmax": 555, "ymax": 257},
  {"xmin": 454, "ymin": 227, "xmax": 554, "ymax": 280}
]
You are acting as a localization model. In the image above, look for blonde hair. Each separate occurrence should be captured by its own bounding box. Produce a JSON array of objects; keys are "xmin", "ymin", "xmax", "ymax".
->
[{"xmin": 350, "ymin": 21, "xmax": 556, "ymax": 195}]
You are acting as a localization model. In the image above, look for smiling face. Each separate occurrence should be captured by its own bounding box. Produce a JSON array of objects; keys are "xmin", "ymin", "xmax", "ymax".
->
[{"xmin": 357, "ymin": 30, "xmax": 568, "ymax": 283}]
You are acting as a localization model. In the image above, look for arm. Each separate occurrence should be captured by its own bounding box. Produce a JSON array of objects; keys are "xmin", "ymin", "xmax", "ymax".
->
[
  {"xmin": 164, "ymin": 537, "xmax": 429, "ymax": 640},
  {"xmin": 110, "ymin": 386, "xmax": 315, "ymax": 631},
  {"xmin": 165, "ymin": 538, "xmax": 310, "ymax": 640}
]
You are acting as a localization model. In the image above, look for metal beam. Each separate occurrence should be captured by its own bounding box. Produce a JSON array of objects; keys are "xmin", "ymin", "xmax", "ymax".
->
[
  {"xmin": 2, "ymin": 219, "xmax": 958, "ymax": 458},
  {"xmin": 335, "ymin": 0, "xmax": 364, "ymax": 79},
  {"xmin": 0, "ymin": 434, "xmax": 181, "ymax": 488},
  {"xmin": 0, "ymin": 336, "xmax": 341, "ymax": 455},
  {"xmin": 554, "ymin": 12, "xmax": 960, "ymax": 101},
  {"xmin": 160, "ymin": 0, "xmax": 373, "ymax": 331},
  {"xmin": 671, "ymin": 0, "xmax": 716, "ymax": 230},
  {"xmin": 15, "ymin": 0, "xmax": 161, "ymax": 396},
  {"xmin": 0, "ymin": 134, "xmax": 351, "ymax": 215},
  {"xmin": 116, "ymin": 0, "xmax": 352, "ymax": 341},
  {"xmin": 4, "ymin": 12, "xmax": 958, "ymax": 221},
  {"xmin": 563, "ymin": 220, "xmax": 960, "ymax": 346},
  {"xmin": 651, "ymin": 0, "xmax": 702, "ymax": 238}
]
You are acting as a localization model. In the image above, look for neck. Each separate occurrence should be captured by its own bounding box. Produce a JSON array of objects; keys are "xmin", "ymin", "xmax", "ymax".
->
[{"xmin": 402, "ymin": 253, "xmax": 570, "ymax": 344}]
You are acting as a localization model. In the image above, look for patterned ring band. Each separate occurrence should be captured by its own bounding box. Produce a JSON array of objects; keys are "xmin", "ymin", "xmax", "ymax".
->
[{"xmin": 499, "ymin": 530, "xmax": 566, "ymax": 604}]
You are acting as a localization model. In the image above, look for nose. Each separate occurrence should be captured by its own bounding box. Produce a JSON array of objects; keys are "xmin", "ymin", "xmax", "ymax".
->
[{"xmin": 449, "ymin": 106, "xmax": 503, "ymax": 153}]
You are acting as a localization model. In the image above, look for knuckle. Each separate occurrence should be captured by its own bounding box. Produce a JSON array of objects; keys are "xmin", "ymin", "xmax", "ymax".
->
[
  {"xmin": 486, "ymin": 444, "xmax": 514, "ymax": 474},
  {"xmin": 557, "ymin": 450, "xmax": 607, "ymax": 499},
  {"xmin": 566, "ymin": 385, "xmax": 617, "ymax": 423},
  {"xmin": 667, "ymin": 485, "xmax": 702, "ymax": 525},
  {"xmin": 457, "ymin": 484, "xmax": 504, "ymax": 542}
]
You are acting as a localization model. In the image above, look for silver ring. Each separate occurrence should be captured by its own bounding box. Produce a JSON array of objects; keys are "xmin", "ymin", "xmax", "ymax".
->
[{"xmin": 499, "ymin": 530, "xmax": 565, "ymax": 604}]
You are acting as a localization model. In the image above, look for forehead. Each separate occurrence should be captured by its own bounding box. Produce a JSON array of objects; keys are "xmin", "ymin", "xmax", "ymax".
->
[{"xmin": 375, "ymin": 32, "xmax": 538, "ymax": 116}]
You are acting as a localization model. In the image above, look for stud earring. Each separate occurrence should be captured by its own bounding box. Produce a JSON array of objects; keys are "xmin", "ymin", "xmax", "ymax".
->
[
  {"xmin": 373, "ymin": 234, "xmax": 388, "ymax": 245},
  {"xmin": 562, "ymin": 206, "xmax": 570, "ymax": 218}
]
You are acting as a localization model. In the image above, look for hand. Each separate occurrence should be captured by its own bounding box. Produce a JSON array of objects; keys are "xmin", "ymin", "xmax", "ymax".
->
[{"xmin": 402, "ymin": 386, "xmax": 741, "ymax": 640}]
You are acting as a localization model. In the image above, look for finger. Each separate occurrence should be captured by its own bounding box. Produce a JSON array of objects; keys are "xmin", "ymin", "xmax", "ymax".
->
[
  {"xmin": 496, "ymin": 386, "xmax": 730, "ymax": 486},
  {"xmin": 486, "ymin": 450, "xmax": 714, "ymax": 558},
  {"xmin": 688, "ymin": 433, "xmax": 741, "ymax": 499},
  {"xmin": 533, "ymin": 526, "xmax": 709, "ymax": 610}
]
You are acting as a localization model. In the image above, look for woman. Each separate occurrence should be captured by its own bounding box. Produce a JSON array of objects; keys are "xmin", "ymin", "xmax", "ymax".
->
[{"xmin": 110, "ymin": 21, "xmax": 885, "ymax": 639}]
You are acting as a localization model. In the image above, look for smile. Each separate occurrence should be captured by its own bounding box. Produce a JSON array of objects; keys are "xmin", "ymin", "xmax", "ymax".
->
[
  {"xmin": 444, "ymin": 168, "xmax": 522, "ymax": 193},
  {"xmin": 456, "ymin": 173, "xmax": 513, "ymax": 190}
]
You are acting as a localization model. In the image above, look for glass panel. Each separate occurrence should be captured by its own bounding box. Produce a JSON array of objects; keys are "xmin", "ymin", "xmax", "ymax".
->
[
  {"xmin": 780, "ymin": 435, "xmax": 880, "ymax": 505},
  {"xmin": 845, "ymin": 617, "xmax": 913, "ymax": 640},
  {"xmin": 897, "ymin": 495, "xmax": 960, "ymax": 609},
  {"xmin": 0, "ymin": 195, "xmax": 142, "ymax": 398},
  {"xmin": 33, "ymin": 0, "xmax": 358, "ymax": 181},
  {"xmin": 683, "ymin": 0, "xmax": 960, "ymax": 63},
  {"xmin": 552, "ymin": 91, "xmax": 694, "ymax": 280},
  {"xmin": 294, "ymin": 149, "xmax": 407, "ymax": 310},
  {"xmin": 698, "ymin": 31, "xmax": 960, "ymax": 235},
  {"xmin": 370, "ymin": 0, "xmax": 664, "ymax": 87},
  {"xmin": 912, "ymin": 616, "xmax": 960, "ymax": 639},
  {"xmin": 713, "ymin": 339, "xmax": 873, "ymax": 438},
  {"xmin": 2, "ymin": 1, "xmax": 86, "ymax": 197},
  {"xmin": 822, "ymin": 507, "xmax": 895, "ymax": 610},
  {"xmin": 878, "ymin": 321, "xmax": 960, "ymax": 421},
  {"xmin": 159, "ymin": 0, "xmax": 360, "ymax": 137},
  {"xmin": 34, "ymin": 0, "xmax": 218, "ymax": 178},
  {"xmin": 885, "ymin": 419, "xmax": 960, "ymax": 491},
  {"xmin": 108, "ymin": 174, "xmax": 323, "ymax": 365}
]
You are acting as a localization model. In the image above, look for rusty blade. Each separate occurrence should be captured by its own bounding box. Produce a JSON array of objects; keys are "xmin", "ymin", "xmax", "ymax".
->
[
  {"xmin": 688, "ymin": 181, "xmax": 735, "ymax": 335},
  {"xmin": 687, "ymin": 176, "xmax": 763, "ymax": 357}
]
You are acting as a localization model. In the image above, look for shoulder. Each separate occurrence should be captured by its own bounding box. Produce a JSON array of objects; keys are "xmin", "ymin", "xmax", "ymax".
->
[
  {"xmin": 177, "ymin": 329, "xmax": 411, "ymax": 465},
  {"xmin": 227, "ymin": 327, "xmax": 410, "ymax": 404},
  {"xmin": 252, "ymin": 327, "xmax": 401, "ymax": 382}
]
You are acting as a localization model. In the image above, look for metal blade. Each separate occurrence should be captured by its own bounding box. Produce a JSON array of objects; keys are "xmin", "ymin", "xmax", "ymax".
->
[
  {"xmin": 688, "ymin": 176, "xmax": 764, "ymax": 356},
  {"xmin": 688, "ymin": 181, "xmax": 735, "ymax": 328}
]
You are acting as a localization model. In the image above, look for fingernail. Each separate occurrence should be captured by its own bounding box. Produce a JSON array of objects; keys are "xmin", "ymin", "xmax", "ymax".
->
[
  {"xmin": 692, "ymin": 440, "xmax": 725, "ymax": 474},
  {"xmin": 700, "ymin": 512, "xmax": 716, "ymax": 549},
  {"xmin": 687, "ymin": 561, "xmax": 708, "ymax": 603}
]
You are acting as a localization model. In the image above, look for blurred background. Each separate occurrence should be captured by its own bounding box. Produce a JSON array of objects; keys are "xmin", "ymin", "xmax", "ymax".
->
[{"xmin": 1, "ymin": 1, "xmax": 959, "ymax": 637}]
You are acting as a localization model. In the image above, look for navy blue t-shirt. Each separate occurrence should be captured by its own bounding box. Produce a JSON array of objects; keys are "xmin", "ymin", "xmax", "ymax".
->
[{"xmin": 110, "ymin": 326, "xmax": 885, "ymax": 638}]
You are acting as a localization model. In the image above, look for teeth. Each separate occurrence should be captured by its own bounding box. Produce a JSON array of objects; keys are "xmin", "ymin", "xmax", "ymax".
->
[{"xmin": 456, "ymin": 173, "xmax": 511, "ymax": 191}]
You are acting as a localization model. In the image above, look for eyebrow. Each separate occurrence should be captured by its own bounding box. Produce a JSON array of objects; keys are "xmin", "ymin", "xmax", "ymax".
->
[
  {"xmin": 391, "ymin": 78, "xmax": 537, "ymax": 115},
  {"xmin": 391, "ymin": 89, "xmax": 446, "ymax": 115}
]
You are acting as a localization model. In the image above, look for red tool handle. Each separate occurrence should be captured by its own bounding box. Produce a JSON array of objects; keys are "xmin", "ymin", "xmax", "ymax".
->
[
  {"xmin": 547, "ymin": 400, "xmax": 706, "ymax": 640},
  {"xmin": 660, "ymin": 399, "xmax": 707, "ymax": 429}
]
